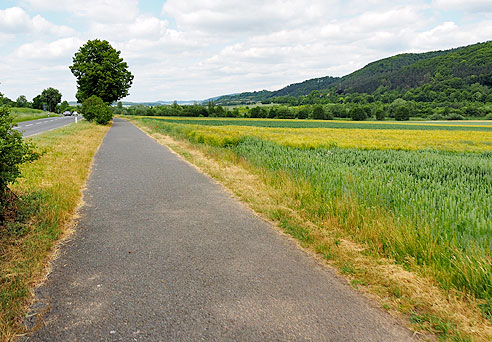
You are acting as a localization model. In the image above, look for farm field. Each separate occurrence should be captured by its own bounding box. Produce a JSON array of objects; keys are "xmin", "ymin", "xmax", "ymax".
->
[
  {"xmin": 10, "ymin": 107, "xmax": 54, "ymax": 123},
  {"xmin": 131, "ymin": 115, "xmax": 492, "ymax": 339},
  {"xmin": 140, "ymin": 117, "xmax": 492, "ymax": 152}
]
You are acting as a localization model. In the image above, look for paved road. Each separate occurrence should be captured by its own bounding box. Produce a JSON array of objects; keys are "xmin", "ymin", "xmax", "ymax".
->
[
  {"xmin": 14, "ymin": 116, "xmax": 77, "ymax": 137},
  {"xmin": 25, "ymin": 119, "xmax": 412, "ymax": 341}
]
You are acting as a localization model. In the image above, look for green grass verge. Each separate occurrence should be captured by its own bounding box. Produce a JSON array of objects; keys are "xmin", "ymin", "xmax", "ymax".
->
[
  {"xmin": 0, "ymin": 121, "xmax": 109, "ymax": 340},
  {"xmin": 10, "ymin": 108, "xmax": 56, "ymax": 123}
]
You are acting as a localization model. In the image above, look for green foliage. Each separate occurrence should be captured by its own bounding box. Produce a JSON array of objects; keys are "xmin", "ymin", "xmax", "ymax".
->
[
  {"xmin": 486, "ymin": 113, "xmax": 492, "ymax": 120},
  {"xmin": 32, "ymin": 95, "xmax": 43, "ymax": 110},
  {"xmin": 394, "ymin": 106, "xmax": 410, "ymax": 121},
  {"xmin": 375, "ymin": 109, "xmax": 386, "ymax": 121},
  {"xmin": 40, "ymin": 87, "xmax": 62, "ymax": 112},
  {"xmin": 0, "ymin": 106, "xmax": 39, "ymax": 203},
  {"xmin": 15, "ymin": 96, "xmax": 28, "ymax": 108},
  {"xmin": 81, "ymin": 96, "xmax": 112, "ymax": 124},
  {"xmin": 350, "ymin": 106, "xmax": 367, "ymax": 121},
  {"xmin": 59, "ymin": 101, "xmax": 70, "ymax": 113},
  {"xmin": 312, "ymin": 105, "xmax": 325, "ymax": 120},
  {"xmin": 70, "ymin": 39, "xmax": 134, "ymax": 104}
]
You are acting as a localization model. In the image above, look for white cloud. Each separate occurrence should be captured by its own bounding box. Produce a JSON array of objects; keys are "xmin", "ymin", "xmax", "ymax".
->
[
  {"xmin": 12, "ymin": 37, "xmax": 83, "ymax": 60},
  {"xmin": 1, "ymin": 0, "xmax": 491, "ymax": 101},
  {"xmin": 0, "ymin": 7, "xmax": 32, "ymax": 33},
  {"xmin": 162, "ymin": 0, "xmax": 337, "ymax": 34},
  {"xmin": 0, "ymin": 7, "xmax": 74, "ymax": 36},
  {"xmin": 432, "ymin": 0, "xmax": 492, "ymax": 13},
  {"xmin": 20, "ymin": 0, "xmax": 139, "ymax": 22}
]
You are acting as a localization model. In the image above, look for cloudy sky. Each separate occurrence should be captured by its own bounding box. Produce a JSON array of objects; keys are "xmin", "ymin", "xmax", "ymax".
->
[{"xmin": 0, "ymin": 0, "xmax": 491, "ymax": 102}]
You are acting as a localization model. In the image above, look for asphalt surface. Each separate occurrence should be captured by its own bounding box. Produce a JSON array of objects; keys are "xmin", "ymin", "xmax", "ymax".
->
[
  {"xmin": 24, "ymin": 119, "xmax": 413, "ymax": 341},
  {"xmin": 14, "ymin": 116, "xmax": 77, "ymax": 137}
]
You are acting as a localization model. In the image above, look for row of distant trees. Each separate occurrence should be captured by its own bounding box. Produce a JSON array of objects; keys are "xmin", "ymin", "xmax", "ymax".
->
[
  {"xmin": 1, "ymin": 88, "xmax": 64, "ymax": 113},
  {"xmin": 116, "ymin": 97, "xmax": 492, "ymax": 121}
]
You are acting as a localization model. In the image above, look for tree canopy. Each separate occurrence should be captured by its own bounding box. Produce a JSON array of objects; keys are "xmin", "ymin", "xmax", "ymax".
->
[
  {"xmin": 70, "ymin": 39, "xmax": 134, "ymax": 104},
  {"xmin": 40, "ymin": 87, "xmax": 62, "ymax": 112}
]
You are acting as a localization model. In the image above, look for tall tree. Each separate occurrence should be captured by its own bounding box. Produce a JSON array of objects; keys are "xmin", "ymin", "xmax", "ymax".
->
[
  {"xmin": 15, "ymin": 95, "xmax": 28, "ymax": 108},
  {"xmin": 41, "ymin": 88, "xmax": 62, "ymax": 112},
  {"xmin": 70, "ymin": 39, "xmax": 134, "ymax": 104},
  {"xmin": 32, "ymin": 95, "xmax": 43, "ymax": 110}
]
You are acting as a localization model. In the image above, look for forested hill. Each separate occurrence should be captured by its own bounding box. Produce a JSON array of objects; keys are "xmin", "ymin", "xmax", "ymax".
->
[
  {"xmin": 214, "ymin": 41, "xmax": 492, "ymax": 105},
  {"xmin": 272, "ymin": 76, "xmax": 339, "ymax": 97},
  {"xmin": 336, "ymin": 41, "xmax": 491, "ymax": 94}
]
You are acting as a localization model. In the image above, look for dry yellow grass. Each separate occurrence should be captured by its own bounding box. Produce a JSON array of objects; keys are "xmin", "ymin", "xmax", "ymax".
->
[
  {"xmin": 133, "ymin": 119, "xmax": 492, "ymax": 342},
  {"xmin": 0, "ymin": 121, "xmax": 109, "ymax": 341}
]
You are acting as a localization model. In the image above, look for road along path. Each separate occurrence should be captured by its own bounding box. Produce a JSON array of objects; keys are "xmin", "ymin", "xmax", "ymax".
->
[
  {"xmin": 25, "ymin": 119, "xmax": 413, "ymax": 341},
  {"xmin": 14, "ymin": 116, "xmax": 77, "ymax": 137}
]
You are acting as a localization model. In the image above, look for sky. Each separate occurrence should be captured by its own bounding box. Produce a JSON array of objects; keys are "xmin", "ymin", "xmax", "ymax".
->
[{"xmin": 0, "ymin": 0, "xmax": 491, "ymax": 102}]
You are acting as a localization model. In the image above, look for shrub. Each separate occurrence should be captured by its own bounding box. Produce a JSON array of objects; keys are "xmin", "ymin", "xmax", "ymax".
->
[
  {"xmin": 429, "ymin": 114, "xmax": 444, "ymax": 120},
  {"xmin": 445, "ymin": 113, "xmax": 465, "ymax": 120},
  {"xmin": 350, "ymin": 106, "xmax": 367, "ymax": 121},
  {"xmin": 0, "ymin": 106, "xmax": 39, "ymax": 209},
  {"xmin": 375, "ymin": 109, "xmax": 386, "ymax": 121},
  {"xmin": 312, "ymin": 105, "xmax": 325, "ymax": 120},
  {"xmin": 81, "ymin": 95, "xmax": 112, "ymax": 124},
  {"xmin": 485, "ymin": 113, "xmax": 492, "ymax": 120},
  {"xmin": 394, "ymin": 106, "xmax": 410, "ymax": 121},
  {"xmin": 296, "ymin": 107, "xmax": 310, "ymax": 120},
  {"xmin": 324, "ymin": 107, "xmax": 334, "ymax": 120}
]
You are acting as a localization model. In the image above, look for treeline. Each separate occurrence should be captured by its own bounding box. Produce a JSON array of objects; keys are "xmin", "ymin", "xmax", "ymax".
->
[
  {"xmin": 116, "ymin": 99, "xmax": 492, "ymax": 121},
  {"xmin": 0, "ymin": 88, "xmax": 73, "ymax": 113}
]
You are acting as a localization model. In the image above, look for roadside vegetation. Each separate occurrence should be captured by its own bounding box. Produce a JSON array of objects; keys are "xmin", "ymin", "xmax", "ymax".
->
[
  {"xmin": 0, "ymin": 121, "xmax": 109, "ymax": 340},
  {"xmin": 129, "ymin": 116, "xmax": 492, "ymax": 341},
  {"xmin": 10, "ymin": 108, "xmax": 54, "ymax": 123}
]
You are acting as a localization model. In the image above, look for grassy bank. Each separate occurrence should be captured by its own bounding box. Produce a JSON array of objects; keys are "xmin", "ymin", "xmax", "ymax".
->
[
  {"xmin": 10, "ymin": 108, "xmax": 54, "ymax": 123},
  {"xmin": 130, "ymin": 116, "xmax": 492, "ymax": 341},
  {"xmin": 0, "ymin": 121, "xmax": 109, "ymax": 340}
]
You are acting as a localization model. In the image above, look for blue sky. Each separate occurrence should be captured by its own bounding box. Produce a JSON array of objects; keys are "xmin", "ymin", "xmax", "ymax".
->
[{"xmin": 1, "ymin": 0, "xmax": 491, "ymax": 102}]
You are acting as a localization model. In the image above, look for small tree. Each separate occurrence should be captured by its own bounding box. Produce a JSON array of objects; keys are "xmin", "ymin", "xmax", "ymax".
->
[
  {"xmin": 312, "ymin": 105, "xmax": 325, "ymax": 120},
  {"xmin": 394, "ymin": 106, "xmax": 410, "ymax": 121},
  {"xmin": 81, "ymin": 95, "xmax": 112, "ymax": 124},
  {"xmin": 350, "ymin": 106, "xmax": 367, "ymax": 121},
  {"xmin": 41, "ymin": 88, "xmax": 62, "ymax": 112},
  {"xmin": 375, "ymin": 109, "xmax": 386, "ymax": 121},
  {"xmin": 15, "ymin": 95, "xmax": 28, "ymax": 108},
  {"xmin": 0, "ymin": 106, "xmax": 39, "ymax": 207},
  {"xmin": 59, "ymin": 101, "xmax": 70, "ymax": 113},
  {"xmin": 32, "ymin": 95, "xmax": 43, "ymax": 110},
  {"xmin": 70, "ymin": 39, "xmax": 134, "ymax": 104}
]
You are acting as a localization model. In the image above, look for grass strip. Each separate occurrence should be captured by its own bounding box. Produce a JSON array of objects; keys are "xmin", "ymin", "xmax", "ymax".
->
[
  {"xmin": 0, "ymin": 121, "xmax": 109, "ymax": 340},
  {"xmin": 131, "ymin": 117, "xmax": 492, "ymax": 342},
  {"xmin": 10, "ymin": 108, "xmax": 54, "ymax": 123}
]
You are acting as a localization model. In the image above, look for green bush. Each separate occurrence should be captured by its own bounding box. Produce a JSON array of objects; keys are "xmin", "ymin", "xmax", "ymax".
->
[
  {"xmin": 394, "ymin": 106, "xmax": 410, "ymax": 121},
  {"xmin": 0, "ymin": 106, "xmax": 39, "ymax": 207},
  {"xmin": 81, "ymin": 95, "xmax": 112, "ymax": 124},
  {"xmin": 485, "ymin": 113, "xmax": 492, "ymax": 120},
  {"xmin": 375, "ymin": 109, "xmax": 386, "ymax": 121},
  {"xmin": 312, "ymin": 105, "xmax": 325, "ymax": 120},
  {"xmin": 445, "ymin": 113, "xmax": 465, "ymax": 120},
  {"xmin": 430, "ymin": 113, "xmax": 444, "ymax": 121},
  {"xmin": 350, "ymin": 106, "xmax": 367, "ymax": 121}
]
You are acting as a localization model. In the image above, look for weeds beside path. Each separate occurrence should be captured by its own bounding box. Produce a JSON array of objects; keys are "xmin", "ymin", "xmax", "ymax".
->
[{"xmin": 0, "ymin": 121, "xmax": 109, "ymax": 340}]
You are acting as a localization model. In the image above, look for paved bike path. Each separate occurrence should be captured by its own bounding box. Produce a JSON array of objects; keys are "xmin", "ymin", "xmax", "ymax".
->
[{"xmin": 26, "ymin": 119, "xmax": 412, "ymax": 341}]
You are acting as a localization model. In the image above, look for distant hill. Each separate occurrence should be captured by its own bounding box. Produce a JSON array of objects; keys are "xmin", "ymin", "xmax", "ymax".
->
[{"xmin": 214, "ymin": 41, "xmax": 492, "ymax": 105}]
